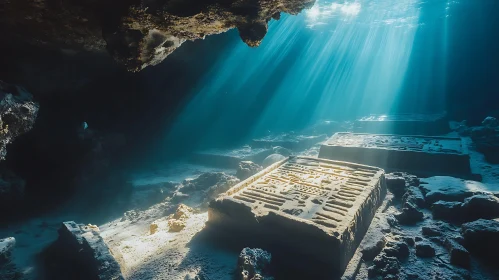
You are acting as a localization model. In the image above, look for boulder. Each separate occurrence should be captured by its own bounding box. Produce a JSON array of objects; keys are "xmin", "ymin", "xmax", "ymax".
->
[
  {"xmin": 0, "ymin": 237, "xmax": 15, "ymax": 264},
  {"xmin": 361, "ymin": 236, "xmax": 387, "ymax": 261},
  {"xmin": 482, "ymin": 116, "xmax": 499, "ymax": 127},
  {"xmin": 444, "ymin": 238, "xmax": 470, "ymax": 268},
  {"xmin": 432, "ymin": 201, "xmax": 463, "ymax": 221},
  {"xmin": 262, "ymin": 154, "xmax": 286, "ymax": 168},
  {"xmin": 415, "ymin": 241, "xmax": 435, "ymax": 258},
  {"xmin": 461, "ymin": 219, "xmax": 499, "ymax": 257},
  {"xmin": 420, "ymin": 177, "xmax": 489, "ymax": 205},
  {"xmin": 237, "ymin": 248, "xmax": 273, "ymax": 280},
  {"xmin": 52, "ymin": 221, "xmax": 124, "ymax": 280},
  {"xmin": 236, "ymin": 161, "xmax": 263, "ymax": 180},
  {"xmin": 395, "ymin": 202, "xmax": 424, "ymax": 224},
  {"xmin": 385, "ymin": 172, "xmax": 419, "ymax": 197},
  {"xmin": 402, "ymin": 186, "xmax": 425, "ymax": 208},
  {"xmin": 461, "ymin": 194, "xmax": 499, "ymax": 220},
  {"xmin": 0, "ymin": 237, "xmax": 21, "ymax": 280}
]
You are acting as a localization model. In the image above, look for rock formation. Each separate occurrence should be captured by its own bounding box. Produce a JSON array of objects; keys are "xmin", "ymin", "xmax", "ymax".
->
[
  {"xmin": 0, "ymin": 0, "xmax": 315, "ymax": 71},
  {"xmin": 0, "ymin": 81, "xmax": 38, "ymax": 160}
]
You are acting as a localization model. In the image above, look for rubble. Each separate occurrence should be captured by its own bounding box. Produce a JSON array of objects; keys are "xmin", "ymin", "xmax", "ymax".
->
[{"xmin": 237, "ymin": 248, "xmax": 273, "ymax": 280}]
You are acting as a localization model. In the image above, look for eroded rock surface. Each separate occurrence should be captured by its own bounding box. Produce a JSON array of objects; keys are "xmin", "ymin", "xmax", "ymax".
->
[
  {"xmin": 42, "ymin": 222, "xmax": 124, "ymax": 280},
  {"xmin": 237, "ymin": 248, "xmax": 273, "ymax": 280},
  {"xmin": 0, "ymin": 237, "xmax": 21, "ymax": 280},
  {"xmin": 0, "ymin": 81, "xmax": 38, "ymax": 160},
  {"xmin": 0, "ymin": 0, "xmax": 315, "ymax": 71}
]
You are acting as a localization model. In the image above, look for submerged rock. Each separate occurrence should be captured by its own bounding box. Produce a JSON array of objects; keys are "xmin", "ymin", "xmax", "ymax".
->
[
  {"xmin": 415, "ymin": 241, "xmax": 435, "ymax": 258},
  {"xmin": 0, "ymin": 0, "xmax": 315, "ymax": 71},
  {"xmin": 236, "ymin": 161, "xmax": 263, "ymax": 180},
  {"xmin": 432, "ymin": 201, "xmax": 463, "ymax": 221},
  {"xmin": 0, "ymin": 81, "xmax": 38, "ymax": 161},
  {"xmin": 42, "ymin": 221, "xmax": 124, "ymax": 280},
  {"xmin": 181, "ymin": 172, "xmax": 239, "ymax": 192},
  {"xmin": 432, "ymin": 194, "xmax": 499, "ymax": 222},
  {"xmin": 420, "ymin": 176, "xmax": 489, "ymax": 205},
  {"xmin": 0, "ymin": 237, "xmax": 21, "ymax": 280},
  {"xmin": 395, "ymin": 201, "xmax": 424, "ymax": 224},
  {"xmin": 461, "ymin": 194, "xmax": 499, "ymax": 220},
  {"xmin": 444, "ymin": 238, "xmax": 470, "ymax": 268},
  {"xmin": 167, "ymin": 204, "xmax": 194, "ymax": 232},
  {"xmin": 461, "ymin": 219, "xmax": 499, "ymax": 257},
  {"xmin": 482, "ymin": 116, "xmax": 499, "ymax": 127},
  {"xmin": 237, "ymin": 248, "xmax": 273, "ymax": 280},
  {"xmin": 385, "ymin": 172, "xmax": 419, "ymax": 197},
  {"xmin": 370, "ymin": 252, "xmax": 400, "ymax": 277}
]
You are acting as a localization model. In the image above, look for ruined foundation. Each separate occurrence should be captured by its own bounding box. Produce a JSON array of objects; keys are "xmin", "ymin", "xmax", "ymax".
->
[
  {"xmin": 354, "ymin": 113, "xmax": 448, "ymax": 135},
  {"xmin": 208, "ymin": 156, "xmax": 386, "ymax": 275},
  {"xmin": 318, "ymin": 133, "xmax": 471, "ymax": 176}
]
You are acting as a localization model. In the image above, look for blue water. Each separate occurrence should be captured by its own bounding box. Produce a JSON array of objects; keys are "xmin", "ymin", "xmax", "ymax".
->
[{"xmin": 159, "ymin": 0, "xmax": 499, "ymax": 155}]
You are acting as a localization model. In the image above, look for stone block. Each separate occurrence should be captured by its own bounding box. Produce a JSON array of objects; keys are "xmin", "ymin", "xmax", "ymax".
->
[
  {"xmin": 208, "ymin": 156, "xmax": 386, "ymax": 275},
  {"xmin": 318, "ymin": 133, "xmax": 470, "ymax": 176},
  {"xmin": 354, "ymin": 113, "xmax": 448, "ymax": 135}
]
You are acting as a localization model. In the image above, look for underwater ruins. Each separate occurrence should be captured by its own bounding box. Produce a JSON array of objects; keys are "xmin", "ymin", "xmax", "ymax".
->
[{"xmin": 1, "ymin": 0, "xmax": 499, "ymax": 279}]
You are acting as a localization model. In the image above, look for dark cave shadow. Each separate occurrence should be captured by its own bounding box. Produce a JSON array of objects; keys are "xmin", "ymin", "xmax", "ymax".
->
[{"xmin": 169, "ymin": 225, "xmax": 341, "ymax": 280}]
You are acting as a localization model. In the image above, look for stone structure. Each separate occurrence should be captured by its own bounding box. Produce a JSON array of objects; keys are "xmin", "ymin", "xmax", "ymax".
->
[
  {"xmin": 58, "ymin": 222, "xmax": 124, "ymax": 280},
  {"xmin": 353, "ymin": 113, "xmax": 448, "ymax": 135},
  {"xmin": 319, "ymin": 133, "xmax": 470, "ymax": 176},
  {"xmin": 208, "ymin": 156, "xmax": 386, "ymax": 275}
]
